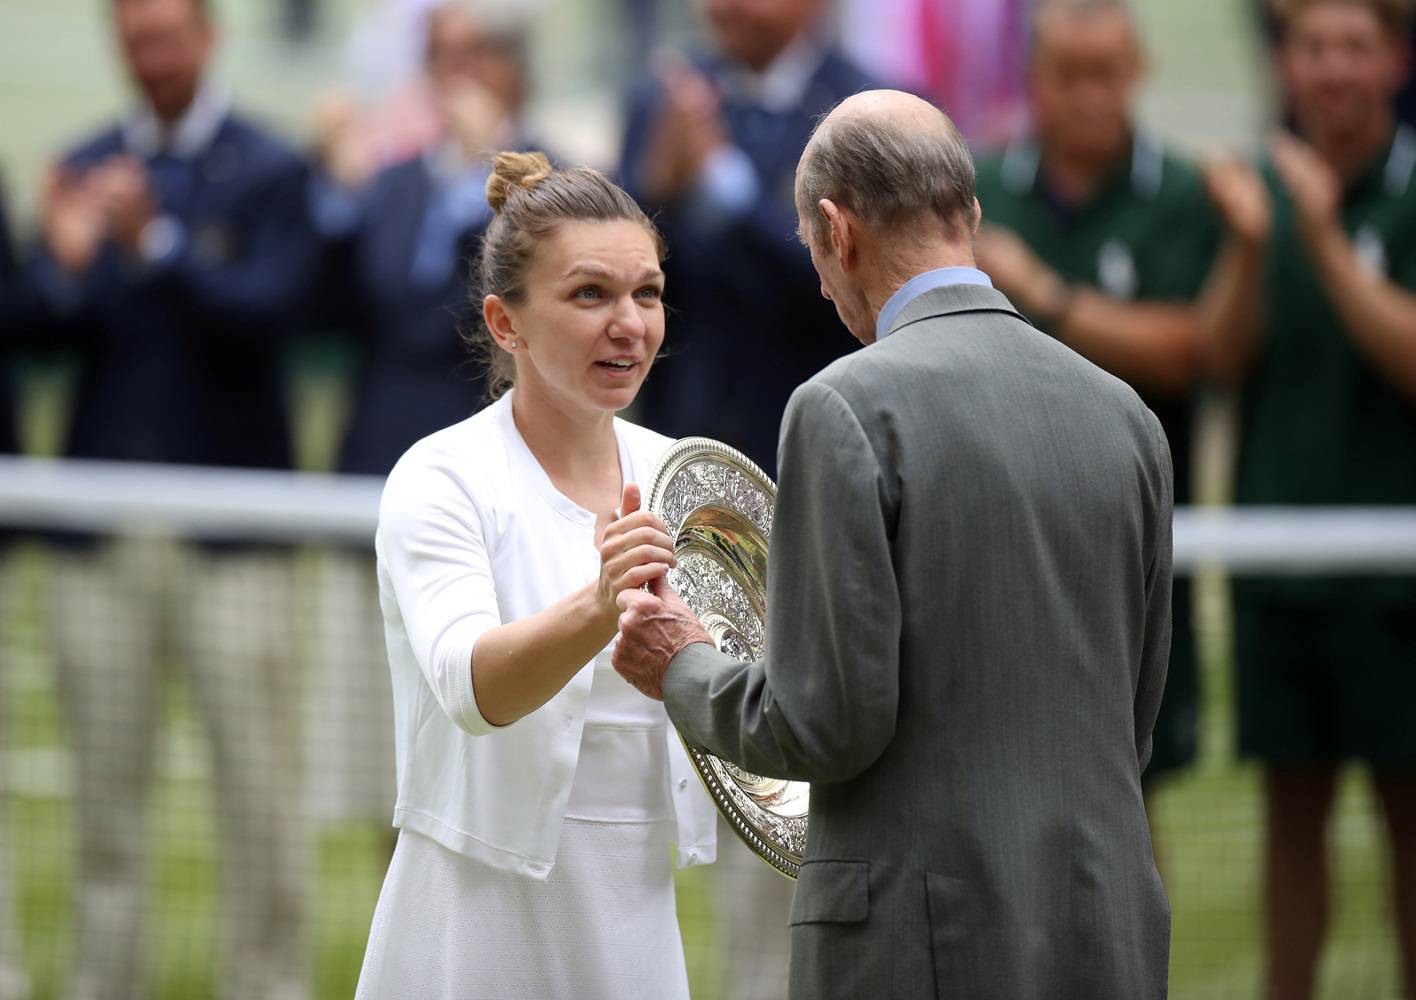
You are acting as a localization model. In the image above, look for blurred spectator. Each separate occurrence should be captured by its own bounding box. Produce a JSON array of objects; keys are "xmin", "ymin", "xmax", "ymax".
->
[
  {"xmin": 1211, "ymin": 2, "xmax": 1416, "ymax": 998},
  {"xmin": 1256, "ymin": 0, "xmax": 1416, "ymax": 124},
  {"xmin": 31, "ymin": 1, "xmax": 314, "ymax": 998},
  {"xmin": 620, "ymin": 2, "xmax": 878, "ymax": 995},
  {"xmin": 973, "ymin": 0, "xmax": 1267, "ymax": 811},
  {"xmin": 620, "ymin": 0, "xmax": 881, "ymax": 478},
  {"xmin": 839, "ymin": 0, "xmax": 1031, "ymax": 145},
  {"xmin": 0, "ymin": 177, "xmax": 34, "ymax": 1000},
  {"xmin": 302, "ymin": 0, "xmax": 533, "ymax": 833}
]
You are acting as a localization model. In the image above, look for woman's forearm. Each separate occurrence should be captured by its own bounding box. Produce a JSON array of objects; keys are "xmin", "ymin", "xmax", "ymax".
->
[{"xmin": 470, "ymin": 582, "xmax": 619, "ymax": 728}]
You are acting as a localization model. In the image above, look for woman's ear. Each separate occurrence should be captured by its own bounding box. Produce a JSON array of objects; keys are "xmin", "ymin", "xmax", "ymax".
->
[{"xmin": 484, "ymin": 294, "xmax": 522, "ymax": 353}]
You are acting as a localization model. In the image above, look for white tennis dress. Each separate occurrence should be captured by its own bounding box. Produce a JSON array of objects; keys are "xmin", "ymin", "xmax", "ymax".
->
[
  {"xmin": 354, "ymin": 653, "xmax": 689, "ymax": 1000},
  {"xmin": 353, "ymin": 394, "xmax": 713, "ymax": 1000}
]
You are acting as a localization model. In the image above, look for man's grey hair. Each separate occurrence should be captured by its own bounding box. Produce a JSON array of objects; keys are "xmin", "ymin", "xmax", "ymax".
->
[{"xmin": 795, "ymin": 106, "xmax": 977, "ymax": 249}]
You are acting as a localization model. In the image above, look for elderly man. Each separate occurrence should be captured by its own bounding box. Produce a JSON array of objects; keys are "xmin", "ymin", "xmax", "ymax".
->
[{"xmin": 615, "ymin": 90, "xmax": 1173, "ymax": 999}]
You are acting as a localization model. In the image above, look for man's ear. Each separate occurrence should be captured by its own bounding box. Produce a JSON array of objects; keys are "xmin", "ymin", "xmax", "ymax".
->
[
  {"xmin": 968, "ymin": 197, "xmax": 982, "ymax": 239},
  {"xmin": 819, "ymin": 198, "xmax": 856, "ymax": 271},
  {"xmin": 483, "ymin": 294, "xmax": 522, "ymax": 354}
]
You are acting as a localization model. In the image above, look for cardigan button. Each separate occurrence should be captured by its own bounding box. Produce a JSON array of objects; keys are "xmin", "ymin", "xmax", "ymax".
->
[{"xmin": 677, "ymin": 778, "xmax": 688, "ymax": 791}]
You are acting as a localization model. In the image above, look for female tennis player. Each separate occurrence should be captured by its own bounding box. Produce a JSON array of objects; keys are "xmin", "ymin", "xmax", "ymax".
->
[{"xmin": 354, "ymin": 152, "xmax": 717, "ymax": 999}]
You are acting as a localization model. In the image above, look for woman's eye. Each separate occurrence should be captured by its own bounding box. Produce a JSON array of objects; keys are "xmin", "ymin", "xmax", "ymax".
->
[
  {"xmin": 573, "ymin": 286, "xmax": 600, "ymax": 301},
  {"xmin": 636, "ymin": 286, "xmax": 663, "ymax": 300}
]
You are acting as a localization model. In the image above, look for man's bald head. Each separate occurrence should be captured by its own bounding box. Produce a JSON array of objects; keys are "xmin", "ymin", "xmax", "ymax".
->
[{"xmin": 795, "ymin": 90, "xmax": 977, "ymax": 249}]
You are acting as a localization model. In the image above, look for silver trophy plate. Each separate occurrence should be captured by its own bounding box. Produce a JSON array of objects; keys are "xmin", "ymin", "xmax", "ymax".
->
[{"xmin": 644, "ymin": 437, "xmax": 808, "ymax": 879}]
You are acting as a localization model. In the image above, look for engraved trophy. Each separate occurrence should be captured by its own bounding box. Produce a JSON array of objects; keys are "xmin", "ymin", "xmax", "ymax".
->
[{"xmin": 644, "ymin": 437, "xmax": 808, "ymax": 878}]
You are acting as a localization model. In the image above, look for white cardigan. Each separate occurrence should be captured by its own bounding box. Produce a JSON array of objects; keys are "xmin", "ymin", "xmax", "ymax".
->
[{"xmin": 375, "ymin": 392, "xmax": 718, "ymax": 879}]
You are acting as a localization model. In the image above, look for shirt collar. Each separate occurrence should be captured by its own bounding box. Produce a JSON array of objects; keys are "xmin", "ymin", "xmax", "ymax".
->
[
  {"xmin": 1381, "ymin": 123, "xmax": 1415, "ymax": 199},
  {"xmin": 719, "ymin": 31, "xmax": 828, "ymax": 113},
  {"xmin": 875, "ymin": 267, "xmax": 994, "ymax": 342},
  {"xmin": 123, "ymin": 84, "xmax": 229, "ymax": 160},
  {"xmin": 1000, "ymin": 129, "xmax": 1164, "ymax": 202}
]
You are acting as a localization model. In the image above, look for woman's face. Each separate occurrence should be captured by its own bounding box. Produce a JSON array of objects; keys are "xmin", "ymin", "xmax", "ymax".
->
[{"xmin": 498, "ymin": 220, "xmax": 666, "ymax": 417}]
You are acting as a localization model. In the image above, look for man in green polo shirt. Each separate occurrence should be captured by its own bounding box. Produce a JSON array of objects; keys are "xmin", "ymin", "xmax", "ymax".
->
[
  {"xmin": 1211, "ymin": 1, "xmax": 1416, "ymax": 997},
  {"xmin": 974, "ymin": 0, "xmax": 1266, "ymax": 799}
]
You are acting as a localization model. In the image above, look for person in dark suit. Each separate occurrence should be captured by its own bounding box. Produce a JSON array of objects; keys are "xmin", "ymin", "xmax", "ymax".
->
[
  {"xmin": 620, "ymin": 0, "xmax": 880, "ymax": 477},
  {"xmin": 302, "ymin": 2, "xmax": 535, "ymax": 831},
  {"xmin": 33, "ymin": 1, "xmax": 314, "ymax": 997},
  {"xmin": 614, "ymin": 90, "xmax": 1173, "ymax": 1000}
]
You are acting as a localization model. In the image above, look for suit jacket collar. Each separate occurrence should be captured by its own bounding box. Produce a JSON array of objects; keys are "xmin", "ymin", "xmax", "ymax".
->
[
  {"xmin": 124, "ymin": 84, "xmax": 230, "ymax": 160},
  {"xmin": 880, "ymin": 282, "xmax": 1027, "ymax": 340}
]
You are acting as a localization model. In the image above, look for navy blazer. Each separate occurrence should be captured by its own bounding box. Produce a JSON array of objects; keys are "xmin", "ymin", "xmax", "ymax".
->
[
  {"xmin": 310, "ymin": 155, "xmax": 492, "ymax": 477},
  {"xmin": 41, "ymin": 112, "xmax": 312, "ymax": 470},
  {"xmin": 621, "ymin": 49, "xmax": 880, "ymax": 475}
]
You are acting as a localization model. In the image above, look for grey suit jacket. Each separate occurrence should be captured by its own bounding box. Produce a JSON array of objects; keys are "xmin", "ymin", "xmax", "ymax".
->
[{"xmin": 664, "ymin": 284, "xmax": 1173, "ymax": 999}]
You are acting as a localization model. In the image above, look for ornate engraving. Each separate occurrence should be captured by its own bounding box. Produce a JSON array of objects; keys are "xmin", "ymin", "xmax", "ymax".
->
[{"xmin": 645, "ymin": 438, "xmax": 807, "ymax": 879}]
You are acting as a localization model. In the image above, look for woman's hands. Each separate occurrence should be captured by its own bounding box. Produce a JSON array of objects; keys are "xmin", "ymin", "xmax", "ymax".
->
[{"xmin": 596, "ymin": 483, "xmax": 677, "ymax": 622}]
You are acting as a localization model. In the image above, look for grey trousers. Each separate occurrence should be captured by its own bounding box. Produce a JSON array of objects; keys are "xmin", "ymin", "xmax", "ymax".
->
[{"xmin": 50, "ymin": 537, "xmax": 307, "ymax": 1000}]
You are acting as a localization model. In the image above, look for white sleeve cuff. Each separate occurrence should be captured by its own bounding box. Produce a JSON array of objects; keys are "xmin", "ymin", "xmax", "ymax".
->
[{"xmin": 428, "ymin": 614, "xmax": 502, "ymax": 736}]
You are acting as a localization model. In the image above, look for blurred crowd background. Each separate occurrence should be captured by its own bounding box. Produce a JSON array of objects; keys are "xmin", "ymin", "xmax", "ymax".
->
[{"xmin": 1, "ymin": 0, "xmax": 1414, "ymax": 999}]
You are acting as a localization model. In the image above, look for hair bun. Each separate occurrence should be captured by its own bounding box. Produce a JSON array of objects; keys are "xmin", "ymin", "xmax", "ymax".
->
[{"xmin": 486, "ymin": 151, "xmax": 554, "ymax": 214}]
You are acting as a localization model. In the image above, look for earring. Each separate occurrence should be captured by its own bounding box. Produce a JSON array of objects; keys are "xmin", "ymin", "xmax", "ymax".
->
[{"xmin": 509, "ymin": 339, "xmax": 518, "ymax": 349}]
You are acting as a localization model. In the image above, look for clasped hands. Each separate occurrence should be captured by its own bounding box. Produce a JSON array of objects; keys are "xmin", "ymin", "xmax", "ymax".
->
[
  {"xmin": 43, "ymin": 155, "xmax": 160, "ymax": 273},
  {"xmin": 598, "ymin": 482, "xmax": 710, "ymax": 701}
]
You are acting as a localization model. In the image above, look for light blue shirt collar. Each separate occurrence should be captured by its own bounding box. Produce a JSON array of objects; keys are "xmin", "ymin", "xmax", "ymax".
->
[{"xmin": 875, "ymin": 266, "xmax": 993, "ymax": 342}]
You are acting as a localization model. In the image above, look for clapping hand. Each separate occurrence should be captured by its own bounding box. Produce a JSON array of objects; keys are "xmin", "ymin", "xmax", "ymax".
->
[
  {"xmin": 1270, "ymin": 131, "xmax": 1341, "ymax": 245},
  {"xmin": 41, "ymin": 166, "xmax": 106, "ymax": 275},
  {"xmin": 87, "ymin": 156, "xmax": 158, "ymax": 258},
  {"xmin": 1202, "ymin": 156, "xmax": 1272, "ymax": 247},
  {"xmin": 639, "ymin": 54, "xmax": 730, "ymax": 204},
  {"xmin": 975, "ymin": 224, "xmax": 1072, "ymax": 324}
]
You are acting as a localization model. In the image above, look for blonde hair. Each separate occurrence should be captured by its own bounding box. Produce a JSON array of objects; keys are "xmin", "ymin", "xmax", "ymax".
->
[{"xmin": 471, "ymin": 151, "xmax": 665, "ymax": 399}]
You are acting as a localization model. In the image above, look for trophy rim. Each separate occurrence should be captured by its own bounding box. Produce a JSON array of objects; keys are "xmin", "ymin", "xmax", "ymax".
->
[{"xmin": 645, "ymin": 436, "xmax": 806, "ymax": 880}]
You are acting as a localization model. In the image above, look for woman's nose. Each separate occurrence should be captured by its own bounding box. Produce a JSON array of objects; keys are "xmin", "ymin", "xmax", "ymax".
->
[{"xmin": 608, "ymin": 294, "xmax": 647, "ymax": 339}]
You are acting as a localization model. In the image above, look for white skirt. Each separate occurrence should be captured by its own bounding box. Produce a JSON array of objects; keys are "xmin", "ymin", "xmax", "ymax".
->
[{"xmin": 354, "ymin": 820, "xmax": 690, "ymax": 1000}]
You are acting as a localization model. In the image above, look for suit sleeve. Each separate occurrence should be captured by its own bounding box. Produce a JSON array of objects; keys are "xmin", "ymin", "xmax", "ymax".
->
[
  {"xmin": 662, "ymin": 379, "xmax": 902, "ymax": 783},
  {"xmin": 1133, "ymin": 410, "xmax": 1175, "ymax": 774}
]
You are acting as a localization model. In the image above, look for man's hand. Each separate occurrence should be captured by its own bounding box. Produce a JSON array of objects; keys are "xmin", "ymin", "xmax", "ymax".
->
[
  {"xmin": 440, "ymin": 79, "xmax": 510, "ymax": 164},
  {"xmin": 89, "ymin": 156, "xmax": 157, "ymax": 258},
  {"xmin": 41, "ymin": 166, "xmax": 106, "ymax": 275},
  {"xmin": 638, "ymin": 56, "xmax": 729, "ymax": 203},
  {"xmin": 311, "ymin": 89, "xmax": 377, "ymax": 191},
  {"xmin": 1203, "ymin": 157, "xmax": 1272, "ymax": 247},
  {"xmin": 613, "ymin": 575, "xmax": 713, "ymax": 701},
  {"xmin": 1270, "ymin": 131, "xmax": 1342, "ymax": 246},
  {"xmin": 975, "ymin": 224, "xmax": 1072, "ymax": 324}
]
